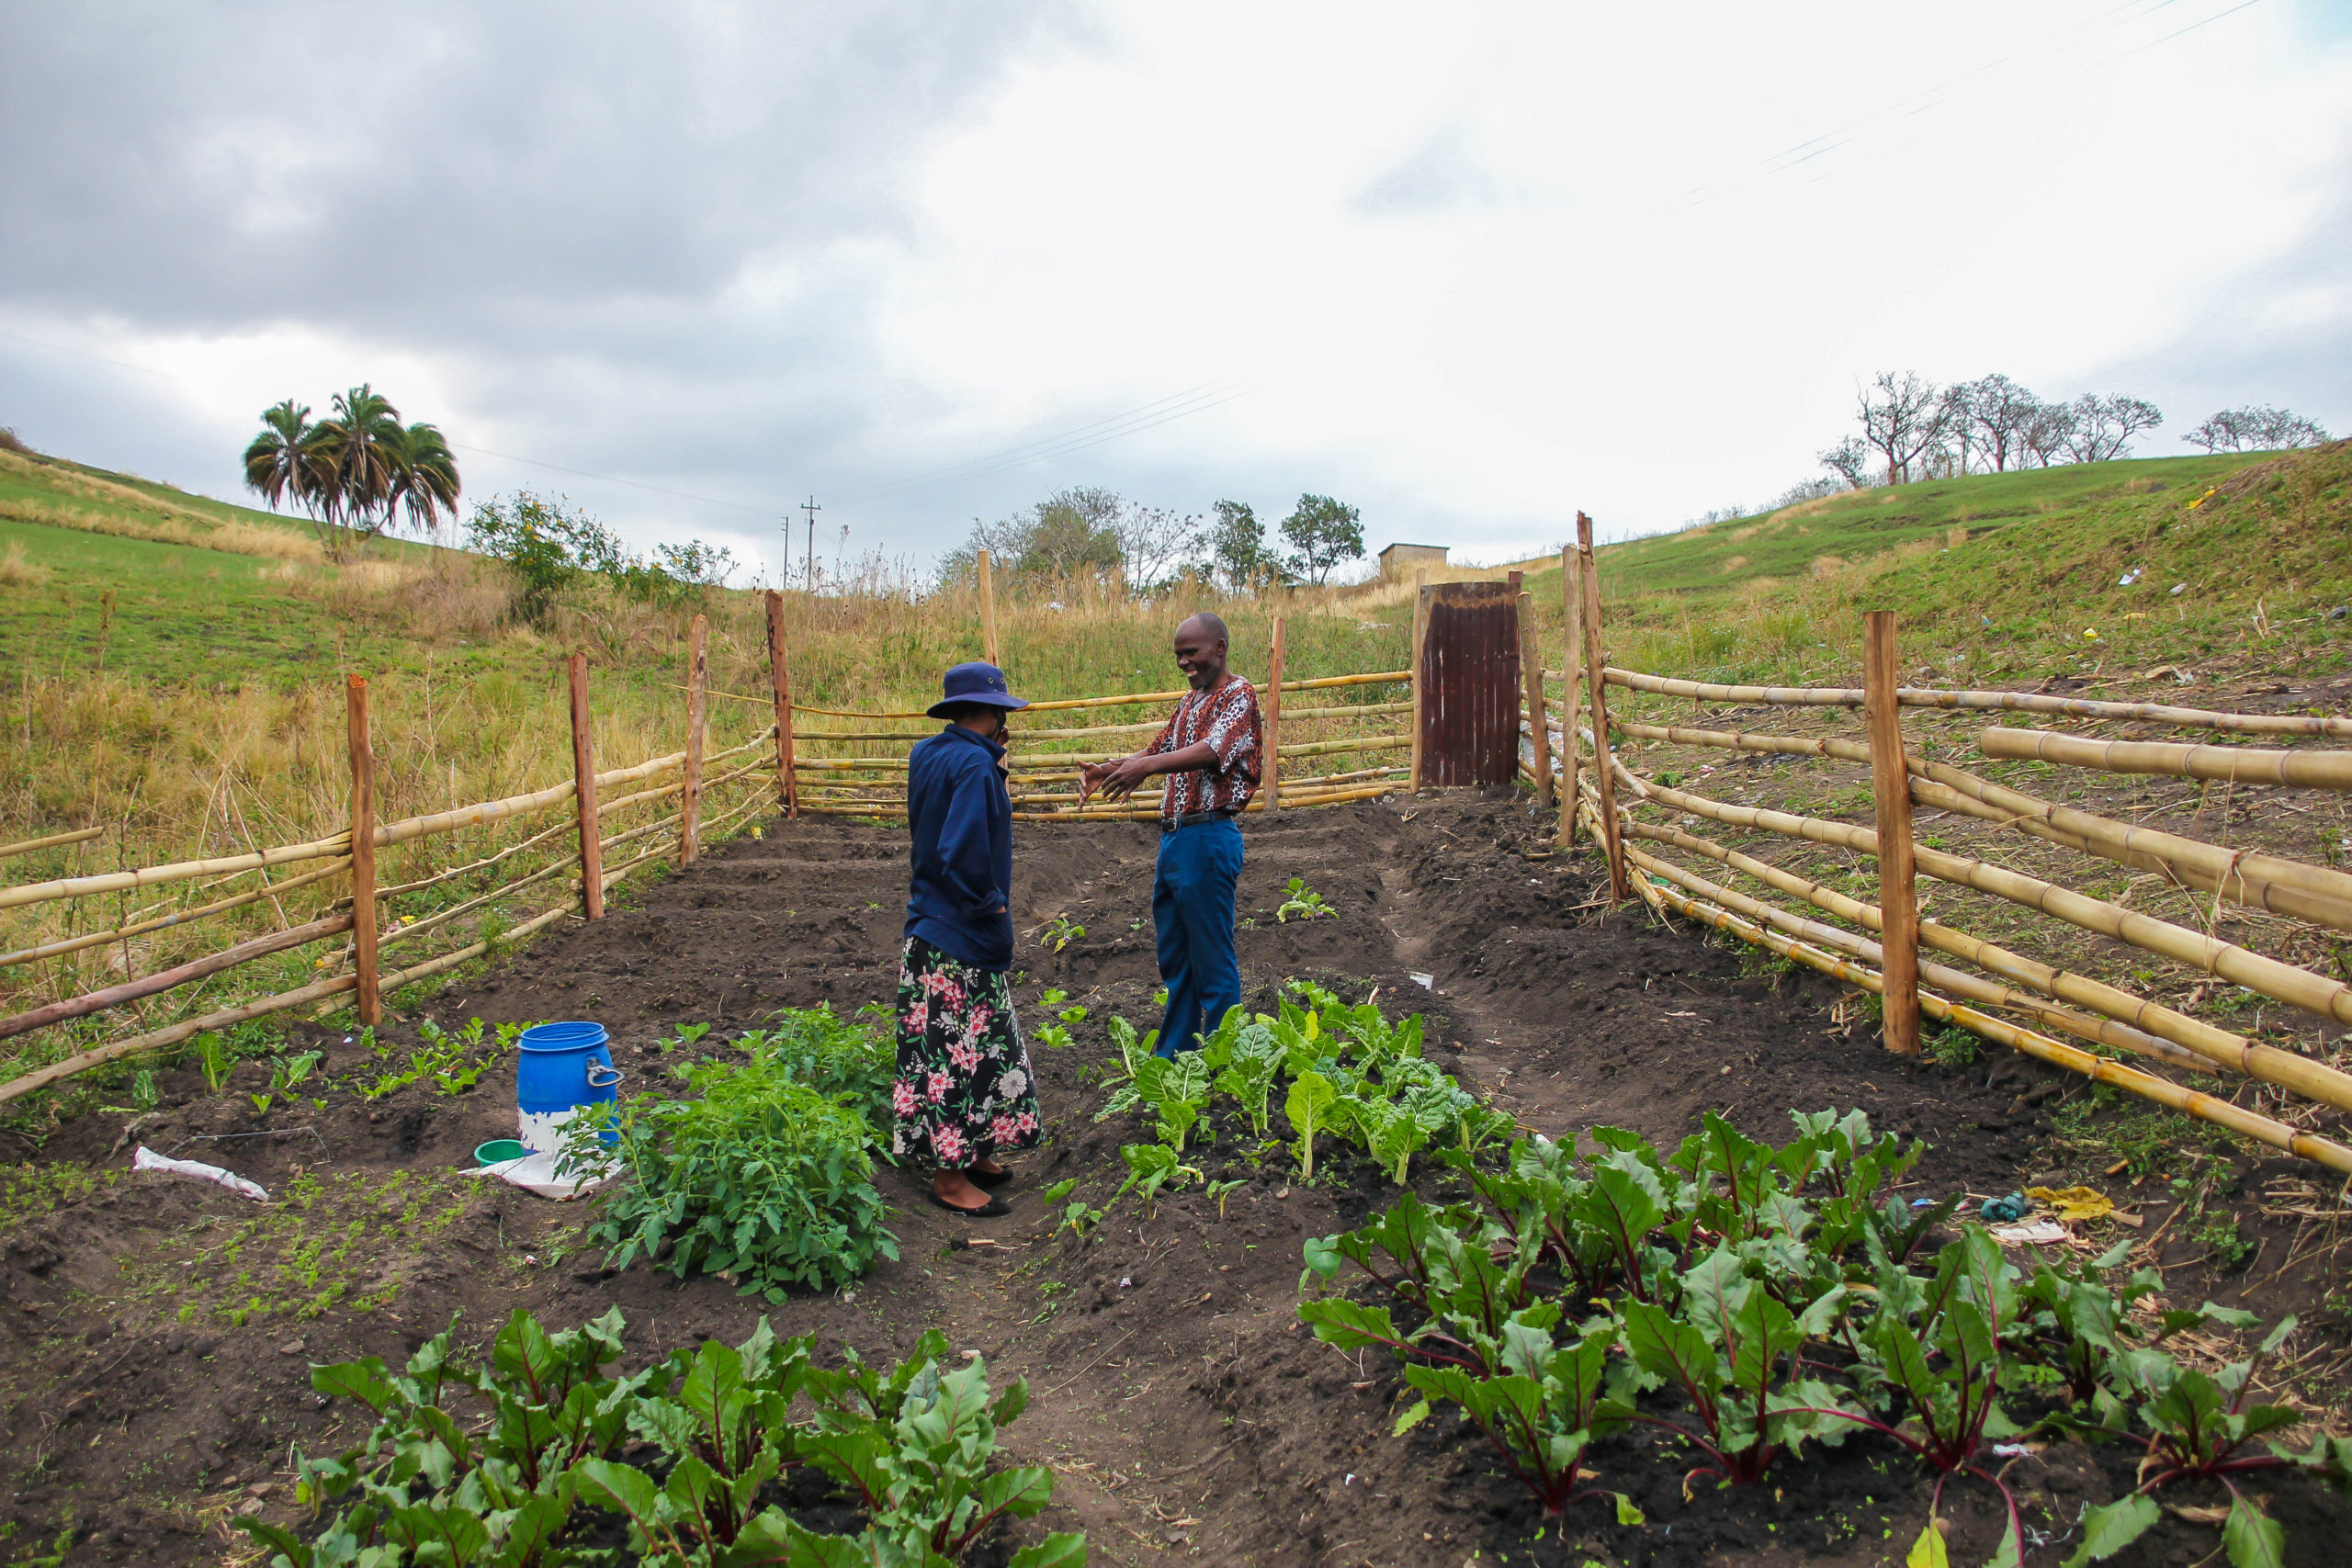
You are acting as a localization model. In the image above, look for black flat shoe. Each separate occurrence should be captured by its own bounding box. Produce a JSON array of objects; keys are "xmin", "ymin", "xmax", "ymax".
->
[
  {"xmin": 927, "ymin": 1190, "xmax": 1012, "ymax": 1218},
  {"xmin": 967, "ymin": 1166, "xmax": 1012, "ymax": 1190}
]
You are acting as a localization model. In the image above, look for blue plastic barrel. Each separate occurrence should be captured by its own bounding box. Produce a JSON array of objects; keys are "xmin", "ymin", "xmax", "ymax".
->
[{"xmin": 514, "ymin": 1021, "xmax": 624, "ymax": 1152}]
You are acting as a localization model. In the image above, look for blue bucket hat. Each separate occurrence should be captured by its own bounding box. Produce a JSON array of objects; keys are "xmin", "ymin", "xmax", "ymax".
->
[{"xmin": 927, "ymin": 661, "xmax": 1031, "ymax": 720}]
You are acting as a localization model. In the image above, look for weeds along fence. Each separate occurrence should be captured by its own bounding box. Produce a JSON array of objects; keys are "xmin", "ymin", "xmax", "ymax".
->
[
  {"xmin": 1527, "ymin": 513, "xmax": 2352, "ymax": 1174},
  {"xmin": 1, "ymin": 585, "xmax": 1417, "ymax": 1100},
  {"xmin": 0, "ymin": 615, "xmax": 776, "ymax": 1105}
]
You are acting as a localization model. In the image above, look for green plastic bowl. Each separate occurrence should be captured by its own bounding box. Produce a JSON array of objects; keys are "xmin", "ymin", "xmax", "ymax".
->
[{"xmin": 474, "ymin": 1138, "xmax": 526, "ymax": 1167}]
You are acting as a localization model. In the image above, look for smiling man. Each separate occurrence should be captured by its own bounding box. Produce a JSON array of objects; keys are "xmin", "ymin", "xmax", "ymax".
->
[{"xmin": 1080, "ymin": 613, "xmax": 1262, "ymax": 1057}]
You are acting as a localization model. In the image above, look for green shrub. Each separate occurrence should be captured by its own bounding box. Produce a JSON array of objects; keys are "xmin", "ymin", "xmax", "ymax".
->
[
  {"xmin": 571, "ymin": 1048, "xmax": 897, "ymax": 1299},
  {"xmin": 739, "ymin": 1002, "xmax": 896, "ymax": 1129}
]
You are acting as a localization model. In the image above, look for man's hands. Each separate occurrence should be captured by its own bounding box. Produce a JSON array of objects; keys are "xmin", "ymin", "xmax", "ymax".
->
[
  {"xmin": 1079, "ymin": 753, "xmax": 1159, "ymax": 805},
  {"xmin": 1079, "ymin": 740, "xmax": 1223, "ymax": 807}
]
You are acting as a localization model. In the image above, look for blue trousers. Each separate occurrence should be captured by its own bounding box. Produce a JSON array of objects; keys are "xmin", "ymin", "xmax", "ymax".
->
[{"xmin": 1152, "ymin": 818, "xmax": 1243, "ymax": 1056}]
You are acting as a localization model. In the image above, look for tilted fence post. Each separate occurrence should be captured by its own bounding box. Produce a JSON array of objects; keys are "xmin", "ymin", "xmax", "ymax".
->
[
  {"xmin": 978, "ymin": 547, "xmax": 1001, "ymax": 667},
  {"xmin": 681, "ymin": 613, "xmax": 707, "ymax": 864},
  {"xmin": 1265, "ymin": 615, "xmax": 1286, "ymax": 810},
  {"xmin": 1864, "ymin": 610, "xmax": 1922, "ymax": 1055},
  {"xmin": 1577, "ymin": 513, "xmax": 1628, "ymax": 901},
  {"xmin": 764, "ymin": 589, "xmax": 797, "ymax": 818},
  {"xmin": 1557, "ymin": 544, "xmax": 1583, "ymax": 845},
  {"xmin": 569, "ymin": 653, "xmax": 605, "ymax": 920},
  {"xmin": 1518, "ymin": 581, "xmax": 1552, "ymax": 811},
  {"xmin": 345, "ymin": 673, "xmax": 380, "ymax": 1027},
  {"xmin": 1408, "ymin": 569, "xmax": 1430, "ymax": 791}
]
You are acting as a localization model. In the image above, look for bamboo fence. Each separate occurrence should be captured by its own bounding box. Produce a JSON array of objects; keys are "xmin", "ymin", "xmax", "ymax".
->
[
  {"xmin": 2, "ymin": 593, "xmax": 1417, "ymax": 1100},
  {"xmin": 1535, "ymin": 574, "xmax": 2352, "ymax": 1174},
  {"xmin": 0, "ymin": 609, "xmax": 780, "ymax": 1104}
]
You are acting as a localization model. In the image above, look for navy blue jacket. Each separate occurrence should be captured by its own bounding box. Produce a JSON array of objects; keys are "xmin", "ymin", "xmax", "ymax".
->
[{"xmin": 904, "ymin": 723, "xmax": 1014, "ymax": 968}]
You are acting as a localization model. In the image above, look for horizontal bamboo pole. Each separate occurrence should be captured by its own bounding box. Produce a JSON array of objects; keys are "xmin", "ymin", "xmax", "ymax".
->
[
  {"xmin": 0, "ymin": 910, "xmax": 356, "ymax": 1043},
  {"xmin": 759, "ymin": 668, "xmax": 1418, "ymax": 722},
  {"xmin": 1614, "ymin": 715, "xmax": 2352, "ymax": 932},
  {"xmin": 1979, "ymin": 727, "xmax": 2352, "ymax": 790},
  {"xmin": 1621, "ymin": 761, "xmax": 2352, "ymax": 1030},
  {"xmin": 1623, "ymin": 837, "xmax": 2216, "ymax": 1077},
  {"xmin": 360, "ymin": 820, "xmax": 571, "ymax": 906},
  {"xmin": 373, "ymin": 779, "xmax": 574, "ymax": 850},
  {"xmin": 0, "ymin": 858, "xmax": 353, "ymax": 969},
  {"xmin": 1625, "ymin": 862, "xmax": 2352, "ymax": 1175},
  {"xmin": 1599, "ymin": 669, "xmax": 1864, "ymax": 707},
  {"xmin": 1604, "ymin": 667, "xmax": 2352, "ymax": 738},
  {"xmin": 1, "ymin": 825, "xmax": 106, "ymax": 862},
  {"xmin": 1615, "ymin": 717, "xmax": 1860, "ymax": 761},
  {"xmin": 0, "ymin": 835, "xmax": 355, "ymax": 911},
  {"xmin": 1914, "ymin": 757, "xmax": 2352, "ymax": 934},
  {"xmin": 1625, "ymin": 820, "xmax": 2233, "ymax": 1077},
  {"xmin": 594, "ymin": 749, "xmax": 690, "ymax": 790},
  {"xmin": 596, "ymin": 779, "xmax": 685, "ymax": 818},
  {"xmin": 1011, "ymin": 783, "xmax": 1396, "ymax": 822}
]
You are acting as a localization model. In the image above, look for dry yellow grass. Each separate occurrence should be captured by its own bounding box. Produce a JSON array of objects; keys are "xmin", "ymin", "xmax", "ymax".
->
[
  {"xmin": 0, "ymin": 542, "xmax": 51, "ymax": 588},
  {"xmin": 0, "ymin": 449, "xmax": 322, "ymax": 563}
]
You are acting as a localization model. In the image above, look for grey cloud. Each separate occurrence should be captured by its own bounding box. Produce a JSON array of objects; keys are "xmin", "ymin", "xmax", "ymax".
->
[{"xmin": 1351, "ymin": 123, "xmax": 1501, "ymax": 215}]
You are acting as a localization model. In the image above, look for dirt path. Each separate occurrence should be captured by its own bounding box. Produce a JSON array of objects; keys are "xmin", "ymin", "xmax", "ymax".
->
[{"xmin": 3, "ymin": 794, "xmax": 2342, "ymax": 1566}]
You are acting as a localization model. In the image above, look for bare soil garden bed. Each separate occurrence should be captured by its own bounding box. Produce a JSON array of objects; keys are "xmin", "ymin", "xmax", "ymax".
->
[{"xmin": 3, "ymin": 794, "xmax": 2346, "ymax": 1566}]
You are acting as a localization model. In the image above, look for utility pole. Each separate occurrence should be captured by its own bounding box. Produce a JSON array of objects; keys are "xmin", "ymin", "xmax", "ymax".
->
[{"xmin": 800, "ymin": 495, "xmax": 821, "ymax": 592}]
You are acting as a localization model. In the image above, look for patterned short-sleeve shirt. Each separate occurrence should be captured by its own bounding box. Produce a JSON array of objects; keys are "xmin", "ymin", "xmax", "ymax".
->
[{"xmin": 1145, "ymin": 674, "xmax": 1261, "ymax": 828}]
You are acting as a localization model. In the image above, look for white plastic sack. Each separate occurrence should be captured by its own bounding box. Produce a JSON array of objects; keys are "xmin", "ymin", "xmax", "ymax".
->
[
  {"xmin": 466, "ymin": 1146, "xmax": 616, "ymax": 1201},
  {"xmin": 132, "ymin": 1145, "xmax": 268, "ymax": 1201}
]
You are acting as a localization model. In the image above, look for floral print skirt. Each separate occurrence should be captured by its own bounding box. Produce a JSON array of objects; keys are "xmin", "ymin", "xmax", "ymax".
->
[{"xmin": 891, "ymin": 936, "xmax": 1044, "ymax": 1169}]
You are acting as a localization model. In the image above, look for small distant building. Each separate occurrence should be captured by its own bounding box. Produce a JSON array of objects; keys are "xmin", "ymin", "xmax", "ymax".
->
[{"xmin": 1377, "ymin": 542, "xmax": 1448, "ymax": 578}]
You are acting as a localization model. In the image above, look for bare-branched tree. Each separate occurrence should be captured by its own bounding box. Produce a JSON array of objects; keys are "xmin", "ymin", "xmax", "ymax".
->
[
  {"xmin": 2060, "ymin": 394, "xmax": 2164, "ymax": 464},
  {"xmin": 1856, "ymin": 371, "xmax": 1949, "ymax": 485},
  {"xmin": 2181, "ymin": 405, "xmax": 2333, "ymax": 453},
  {"xmin": 1816, "ymin": 435, "xmax": 1874, "ymax": 490},
  {"xmin": 1958, "ymin": 374, "xmax": 2039, "ymax": 473}
]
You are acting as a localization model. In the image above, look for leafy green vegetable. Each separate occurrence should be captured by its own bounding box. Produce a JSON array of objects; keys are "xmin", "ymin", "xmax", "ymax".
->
[
  {"xmin": 1285, "ymin": 1070, "xmax": 1337, "ymax": 1181},
  {"xmin": 567, "ymin": 1043, "xmax": 896, "ymax": 1299}
]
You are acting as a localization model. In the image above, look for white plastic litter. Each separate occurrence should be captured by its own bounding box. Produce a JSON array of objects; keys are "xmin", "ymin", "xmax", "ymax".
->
[
  {"xmin": 132, "ymin": 1145, "xmax": 268, "ymax": 1201},
  {"xmin": 1992, "ymin": 1220, "xmax": 2069, "ymax": 1247},
  {"xmin": 466, "ymin": 1146, "xmax": 616, "ymax": 1201},
  {"xmin": 1409, "ymin": 972, "xmax": 1435, "ymax": 990}
]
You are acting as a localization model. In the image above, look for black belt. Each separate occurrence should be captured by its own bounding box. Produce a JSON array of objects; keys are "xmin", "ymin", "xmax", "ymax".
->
[{"xmin": 1163, "ymin": 809, "xmax": 1237, "ymax": 833}]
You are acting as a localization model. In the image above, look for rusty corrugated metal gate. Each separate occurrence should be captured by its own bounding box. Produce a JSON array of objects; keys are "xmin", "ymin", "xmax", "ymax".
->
[{"xmin": 1418, "ymin": 581, "xmax": 1521, "ymax": 786}]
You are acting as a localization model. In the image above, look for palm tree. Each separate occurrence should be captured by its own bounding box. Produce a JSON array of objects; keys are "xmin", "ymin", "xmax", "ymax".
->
[
  {"xmin": 242, "ymin": 399, "xmax": 325, "ymax": 516},
  {"xmin": 389, "ymin": 420, "xmax": 462, "ymax": 541},
  {"xmin": 245, "ymin": 388, "xmax": 465, "ymax": 558}
]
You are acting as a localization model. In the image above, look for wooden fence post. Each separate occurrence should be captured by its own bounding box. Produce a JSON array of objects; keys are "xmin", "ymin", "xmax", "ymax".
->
[
  {"xmin": 1557, "ymin": 544, "xmax": 1583, "ymax": 845},
  {"xmin": 1408, "ymin": 570, "xmax": 1430, "ymax": 791},
  {"xmin": 1520, "ymin": 587, "xmax": 1552, "ymax": 811},
  {"xmin": 1577, "ymin": 514, "xmax": 1628, "ymax": 901},
  {"xmin": 1265, "ymin": 615, "xmax": 1286, "ymax": 810},
  {"xmin": 680, "ymin": 613, "xmax": 707, "ymax": 864},
  {"xmin": 978, "ymin": 548, "xmax": 1001, "ymax": 667},
  {"xmin": 569, "ymin": 654, "xmax": 605, "ymax": 919},
  {"xmin": 345, "ymin": 674, "xmax": 380, "ymax": 1027},
  {"xmin": 764, "ymin": 589, "xmax": 797, "ymax": 818},
  {"xmin": 1864, "ymin": 610, "xmax": 1922, "ymax": 1055}
]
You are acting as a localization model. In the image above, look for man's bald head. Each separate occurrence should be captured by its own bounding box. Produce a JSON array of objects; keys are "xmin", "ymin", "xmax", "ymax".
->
[
  {"xmin": 1172, "ymin": 612, "xmax": 1231, "ymax": 690},
  {"xmin": 1177, "ymin": 612, "xmax": 1228, "ymax": 647}
]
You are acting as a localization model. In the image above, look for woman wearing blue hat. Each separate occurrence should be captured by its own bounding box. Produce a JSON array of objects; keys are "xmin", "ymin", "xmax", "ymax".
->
[{"xmin": 893, "ymin": 661, "xmax": 1044, "ymax": 1216}]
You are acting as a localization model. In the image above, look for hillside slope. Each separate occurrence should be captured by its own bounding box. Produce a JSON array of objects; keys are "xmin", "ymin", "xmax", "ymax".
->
[{"xmin": 1512, "ymin": 446, "xmax": 2352, "ymax": 690}]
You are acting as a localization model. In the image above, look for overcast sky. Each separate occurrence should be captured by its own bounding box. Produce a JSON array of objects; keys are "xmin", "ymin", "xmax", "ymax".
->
[{"xmin": 4, "ymin": 1, "xmax": 2348, "ymax": 581}]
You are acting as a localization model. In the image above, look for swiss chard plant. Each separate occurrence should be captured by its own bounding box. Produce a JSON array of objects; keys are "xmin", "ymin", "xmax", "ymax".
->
[
  {"xmin": 797, "ymin": 1333, "xmax": 1088, "ymax": 1568},
  {"xmin": 239, "ymin": 1307, "xmax": 661, "ymax": 1568},
  {"xmin": 2057, "ymin": 1314, "xmax": 2352, "ymax": 1568},
  {"xmin": 1606, "ymin": 1247, "xmax": 1854, "ymax": 1489}
]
